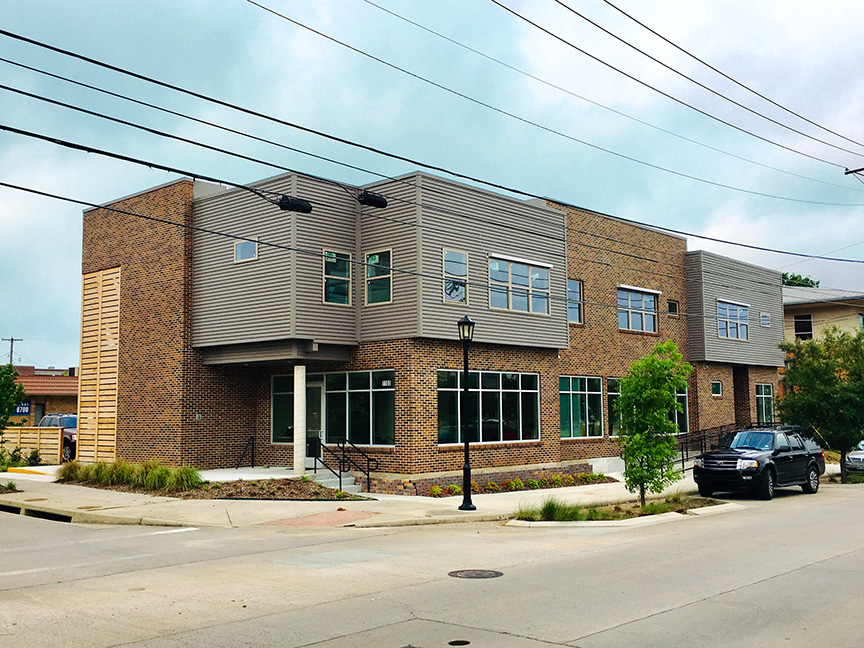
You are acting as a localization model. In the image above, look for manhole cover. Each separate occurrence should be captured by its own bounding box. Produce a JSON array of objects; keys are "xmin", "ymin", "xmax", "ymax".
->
[{"xmin": 448, "ymin": 569, "xmax": 503, "ymax": 579}]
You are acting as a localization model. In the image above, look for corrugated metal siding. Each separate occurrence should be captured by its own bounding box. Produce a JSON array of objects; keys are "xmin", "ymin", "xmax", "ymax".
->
[
  {"xmin": 293, "ymin": 174, "xmax": 359, "ymax": 345},
  {"xmin": 357, "ymin": 176, "xmax": 421, "ymax": 341},
  {"xmin": 193, "ymin": 174, "xmax": 296, "ymax": 347},
  {"xmin": 686, "ymin": 251, "xmax": 785, "ymax": 366},
  {"xmin": 415, "ymin": 174, "xmax": 569, "ymax": 349},
  {"xmin": 685, "ymin": 253, "xmax": 706, "ymax": 361}
]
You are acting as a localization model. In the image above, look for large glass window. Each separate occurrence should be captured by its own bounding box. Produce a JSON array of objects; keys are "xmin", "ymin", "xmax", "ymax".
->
[
  {"xmin": 489, "ymin": 258, "xmax": 550, "ymax": 314},
  {"xmin": 325, "ymin": 370, "xmax": 395, "ymax": 445},
  {"xmin": 670, "ymin": 388, "xmax": 689, "ymax": 434},
  {"xmin": 794, "ymin": 314, "xmax": 813, "ymax": 340},
  {"xmin": 443, "ymin": 249, "xmax": 468, "ymax": 304},
  {"xmin": 607, "ymin": 378, "xmax": 621, "ymax": 437},
  {"xmin": 617, "ymin": 288, "xmax": 657, "ymax": 332},
  {"xmin": 718, "ymin": 301, "xmax": 749, "ymax": 340},
  {"xmin": 560, "ymin": 376, "xmax": 603, "ymax": 438},
  {"xmin": 567, "ymin": 279, "xmax": 583, "ymax": 324},
  {"xmin": 271, "ymin": 376, "xmax": 294, "ymax": 443},
  {"xmin": 365, "ymin": 250, "xmax": 392, "ymax": 305},
  {"xmin": 437, "ymin": 370, "xmax": 539, "ymax": 444},
  {"xmin": 323, "ymin": 250, "xmax": 351, "ymax": 305},
  {"xmin": 756, "ymin": 383, "xmax": 774, "ymax": 424}
]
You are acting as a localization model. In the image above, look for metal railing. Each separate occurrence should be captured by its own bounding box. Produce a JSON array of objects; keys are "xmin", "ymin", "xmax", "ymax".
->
[
  {"xmin": 336, "ymin": 439, "xmax": 379, "ymax": 492},
  {"xmin": 308, "ymin": 438, "xmax": 379, "ymax": 492},
  {"xmin": 235, "ymin": 435, "xmax": 255, "ymax": 470}
]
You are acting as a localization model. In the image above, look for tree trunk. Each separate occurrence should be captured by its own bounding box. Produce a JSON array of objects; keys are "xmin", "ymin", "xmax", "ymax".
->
[{"xmin": 640, "ymin": 485, "xmax": 646, "ymax": 509}]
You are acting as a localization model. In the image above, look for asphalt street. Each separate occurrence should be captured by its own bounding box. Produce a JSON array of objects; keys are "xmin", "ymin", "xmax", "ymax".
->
[{"xmin": 2, "ymin": 483, "xmax": 863, "ymax": 648}]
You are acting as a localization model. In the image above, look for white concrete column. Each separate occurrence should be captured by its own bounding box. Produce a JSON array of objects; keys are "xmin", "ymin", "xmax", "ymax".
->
[{"xmin": 293, "ymin": 364, "xmax": 306, "ymax": 476}]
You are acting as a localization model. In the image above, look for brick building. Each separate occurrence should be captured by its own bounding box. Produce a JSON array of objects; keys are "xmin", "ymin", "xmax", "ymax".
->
[
  {"xmin": 9, "ymin": 366, "xmax": 78, "ymax": 426},
  {"xmin": 78, "ymin": 171, "xmax": 784, "ymax": 492}
]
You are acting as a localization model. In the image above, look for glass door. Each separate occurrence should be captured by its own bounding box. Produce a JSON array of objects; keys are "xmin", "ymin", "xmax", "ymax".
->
[{"xmin": 306, "ymin": 382, "xmax": 324, "ymax": 458}]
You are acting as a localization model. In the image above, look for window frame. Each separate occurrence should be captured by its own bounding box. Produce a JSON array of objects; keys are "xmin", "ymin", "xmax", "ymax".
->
[
  {"xmin": 322, "ymin": 249, "xmax": 352, "ymax": 306},
  {"xmin": 717, "ymin": 299, "xmax": 750, "ymax": 341},
  {"xmin": 234, "ymin": 240, "xmax": 258, "ymax": 263},
  {"xmin": 760, "ymin": 312, "xmax": 771, "ymax": 327},
  {"xmin": 617, "ymin": 286, "xmax": 659, "ymax": 333},
  {"xmin": 365, "ymin": 248, "xmax": 393, "ymax": 306},
  {"xmin": 607, "ymin": 378, "xmax": 622, "ymax": 437},
  {"xmin": 793, "ymin": 313, "xmax": 813, "ymax": 340},
  {"xmin": 670, "ymin": 387, "xmax": 689, "ymax": 434},
  {"xmin": 436, "ymin": 369, "xmax": 540, "ymax": 445},
  {"xmin": 711, "ymin": 380, "xmax": 723, "ymax": 397},
  {"xmin": 567, "ymin": 279, "xmax": 584, "ymax": 324},
  {"xmin": 756, "ymin": 383, "xmax": 775, "ymax": 424},
  {"xmin": 271, "ymin": 375, "xmax": 294, "ymax": 445},
  {"xmin": 442, "ymin": 248, "xmax": 469, "ymax": 305},
  {"xmin": 324, "ymin": 369, "xmax": 396, "ymax": 446},
  {"xmin": 667, "ymin": 300, "xmax": 679, "ymax": 317},
  {"xmin": 488, "ymin": 256, "xmax": 551, "ymax": 316},
  {"xmin": 560, "ymin": 376, "xmax": 604, "ymax": 439}
]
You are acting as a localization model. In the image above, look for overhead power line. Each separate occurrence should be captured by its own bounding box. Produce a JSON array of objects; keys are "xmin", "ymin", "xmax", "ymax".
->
[
  {"xmin": 601, "ymin": 0, "xmax": 864, "ymax": 152},
  {"xmin": 359, "ymin": 0, "xmax": 864, "ymax": 195},
  {"xmin": 487, "ymin": 0, "xmax": 853, "ymax": 168},
  {"xmin": 2, "ymin": 26, "xmax": 862, "ymax": 210},
  {"xmin": 552, "ymin": 0, "xmax": 864, "ymax": 159}
]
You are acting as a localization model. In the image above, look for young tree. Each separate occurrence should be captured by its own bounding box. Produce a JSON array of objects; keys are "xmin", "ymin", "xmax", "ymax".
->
[
  {"xmin": 782, "ymin": 272, "xmax": 819, "ymax": 287},
  {"xmin": 0, "ymin": 363, "xmax": 27, "ymax": 432},
  {"xmin": 779, "ymin": 328, "xmax": 864, "ymax": 483},
  {"xmin": 614, "ymin": 340, "xmax": 693, "ymax": 507}
]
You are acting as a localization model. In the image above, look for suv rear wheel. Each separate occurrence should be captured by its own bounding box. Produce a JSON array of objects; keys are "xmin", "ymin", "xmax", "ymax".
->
[
  {"xmin": 802, "ymin": 465, "xmax": 820, "ymax": 494},
  {"xmin": 757, "ymin": 469, "xmax": 775, "ymax": 500}
]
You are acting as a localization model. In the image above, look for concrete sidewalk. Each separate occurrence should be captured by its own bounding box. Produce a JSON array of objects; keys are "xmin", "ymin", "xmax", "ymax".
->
[{"xmin": 0, "ymin": 464, "xmax": 712, "ymax": 528}]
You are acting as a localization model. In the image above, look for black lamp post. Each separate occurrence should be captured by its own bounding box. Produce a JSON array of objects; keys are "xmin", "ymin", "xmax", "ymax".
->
[{"xmin": 457, "ymin": 315, "xmax": 476, "ymax": 511}]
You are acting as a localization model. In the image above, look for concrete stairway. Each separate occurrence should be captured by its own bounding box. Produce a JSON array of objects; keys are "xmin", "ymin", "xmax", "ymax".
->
[{"xmin": 305, "ymin": 458, "xmax": 362, "ymax": 494}]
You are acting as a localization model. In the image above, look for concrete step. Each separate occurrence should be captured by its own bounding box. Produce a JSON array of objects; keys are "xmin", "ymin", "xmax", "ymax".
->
[{"xmin": 308, "ymin": 471, "xmax": 362, "ymax": 494}]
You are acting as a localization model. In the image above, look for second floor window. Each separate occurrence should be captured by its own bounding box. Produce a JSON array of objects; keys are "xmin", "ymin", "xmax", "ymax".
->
[
  {"xmin": 793, "ymin": 314, "xmax": 813, "ymax": 339},
  {"xmin": 718, "ymin": 301, "xmax": 749, "ymax": 340},
  {"xmin": 567, "ymin": 279, "xmax": 583, "ymax": 324},
  {"xmin": 323, "ymin": 250, "xmax": 351, "ymax": 305},
  {"xmin": 234, "ymin": 240, "xmax": 258, "ymax": 263},
  {"xmin": 489, "ymin": 258, "xmax": 550, "ymax": 314},
  {"xmin": 443, "ymin": 249, "xmax": 468, "ymax": 303},
  {"xmin": 617, "ymin": 288, "xmax": 657, "ymax": 332},
  {"xmin": 366, "ymin": 250, "xmax": 392, "ymax": 304}
]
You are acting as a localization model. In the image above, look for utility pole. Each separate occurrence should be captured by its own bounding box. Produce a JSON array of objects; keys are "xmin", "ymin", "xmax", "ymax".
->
[{"xmin": 2, "ymin": 337, "xmax": 22, "ymax": 365}]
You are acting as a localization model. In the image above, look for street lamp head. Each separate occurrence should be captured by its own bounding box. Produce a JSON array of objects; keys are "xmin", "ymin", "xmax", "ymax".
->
[{"xmin": 457, "ymin": 315, "xmax": 475, "ymax": 342}]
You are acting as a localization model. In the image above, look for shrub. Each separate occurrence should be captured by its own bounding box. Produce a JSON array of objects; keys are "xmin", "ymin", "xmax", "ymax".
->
[
  {"xmin": 538, "ymin": 478, "xmax": 549, "ymax": 488},
  {"xmin": 486, "ymin": 481, "xmax": 500, "ymax": 493},
  {"xmin": 642, "ymin": 501, "xmax": 671, "ymax": 515},
  {"xmin": 577, "ymin": 472, "xmax": 591, "ymax": 484},
  {"xmin": 446, "ymin": 484, "xmax": 462, "ymax": 496},
  {"xmin": 471, "ymin": 480, "xmax": 480, "ymax": 494},
  {"xmin": 564, "ymin": 474, "xmax": 575, "ymax": 486},
  {"xmin": 144, "ymin": 465, "xmax": 171, "ymax": 491},
  {"xmin": 166, "ymin": 465, "xmax": 202, "ymax": 492},
  {"xmin": 507, "ymin": 478, "xmax": 524, "ymax": 491},
  {"xmin": 26, "ymin": 449, "xmax": 41, "ymax": 466},
  {"xmin": 514, "ymin": 497, "xmax": 584, "ymax": 522},
  {"xmin": 4, "ymin": 481, "xmax": 16, "ymax": 491},
  {"xmin": 527, "ymin": 479, "xmax": 540, "ymax": 490},
  {"xmin": 56, "ymin": 460, "xmax": 82, "ymax": 482},
  {"xmin": 300, "ymin": 475, "xmax": 310, "ymax": 482},
  {"xmin": 429, "ymin": 485, "xmax": 443, "ymax": 497},
  {"xmin": 551, "ymin": 475, "xmax": 563, "ymax": 488}
]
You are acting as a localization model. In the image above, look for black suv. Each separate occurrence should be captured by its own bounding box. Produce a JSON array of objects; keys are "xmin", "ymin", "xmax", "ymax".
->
[{"xmin": 693, "ymin": 426, "xmax": 825, "ymax": 500}]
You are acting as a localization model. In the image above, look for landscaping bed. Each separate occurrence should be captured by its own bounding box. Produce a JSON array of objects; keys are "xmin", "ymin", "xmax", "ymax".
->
[{"xmin": 515, "ymin": 493, "xmax": 721, "ymax": 522}]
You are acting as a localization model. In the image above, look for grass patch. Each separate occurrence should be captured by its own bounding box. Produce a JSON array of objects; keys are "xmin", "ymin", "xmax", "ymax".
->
[
  {"xmin": 57, "ymin": 460, "xmax": 203, "ymax": 493},
  {"xmin": 514, "ymin": 493, "xmax": 719, "ymax": 522}
]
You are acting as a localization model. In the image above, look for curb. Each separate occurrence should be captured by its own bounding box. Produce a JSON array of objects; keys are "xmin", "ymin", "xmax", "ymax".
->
[
  {"xmin": 504, "ymin": 502, "xmax": 746, "ymax": 527},
  {"xmin": 352, "ymin": 513, "xmax": 512, "ymax": 528}
]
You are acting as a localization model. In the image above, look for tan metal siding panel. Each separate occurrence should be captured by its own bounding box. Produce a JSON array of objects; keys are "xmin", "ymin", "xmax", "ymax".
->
[
  {"xmin": 357, "ymin": 177, "xmax": 421, "ymax": 341},
  {"xmin": 193, "ymin": 174, "xmax": 296, "ymax": 347},
  {"xmin": 416, "ymin": 174, "xmax": 569, "ymax": 348},
  {"xmin": 688, "ymin": 251, "xmax": 785, "ymax": 366},
  {"xmin": 685, "ymin": 253, "xmax": 706, "ymax": 361}
]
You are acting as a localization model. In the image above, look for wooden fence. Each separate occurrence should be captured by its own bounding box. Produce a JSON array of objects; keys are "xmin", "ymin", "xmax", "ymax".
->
[{"xmin": 1, "ymin": 427, "xmax": 63, "ymax": 464}]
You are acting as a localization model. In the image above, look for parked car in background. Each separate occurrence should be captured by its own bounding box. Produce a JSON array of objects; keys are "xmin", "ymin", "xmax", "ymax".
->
[
  {"xmin": 693, "ymin": 425, "xmax": 825, "ymax": 500},
  {"xmin": 845, "ymin": 440, "xmax": 864, "ymax": 473},
  {"xmin": 37, "ymin": 414, "xmax": 77, "ymax": 462}
]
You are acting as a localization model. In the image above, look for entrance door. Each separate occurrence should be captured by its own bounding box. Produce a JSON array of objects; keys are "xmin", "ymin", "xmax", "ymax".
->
[{"xmin": 306, "ymin": 383, "xmax": 324, "ymax": 458}]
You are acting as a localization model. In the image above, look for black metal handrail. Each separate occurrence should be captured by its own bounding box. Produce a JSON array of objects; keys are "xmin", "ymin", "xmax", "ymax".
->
[
  {"xmin": 235, "ymin": 435, "xmax": 255, "ymax": 470},
  {"xmin": 311, "ymin": 440, "xmax": 343, "ymax": 491},
  {"xmin": 676, "ymin": 424, "xmax": 738, "ymax": 471},
  {"xmin": 336, "ymin": 439, "xmax": 379, "ymax": 492}
]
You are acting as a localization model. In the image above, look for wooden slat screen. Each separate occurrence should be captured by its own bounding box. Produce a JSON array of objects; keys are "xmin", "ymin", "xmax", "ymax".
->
[
  {"xmin": 0, "ymin": 427, "xmax": 63, "ymax": 464},
  {"xmin": 77, "ymin": 267, "xmax": 121, "ymax": 462}
]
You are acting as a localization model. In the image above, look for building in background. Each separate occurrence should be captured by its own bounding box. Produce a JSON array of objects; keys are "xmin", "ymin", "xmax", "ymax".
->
[
  {"xmin": 77, "ymin": 170, "xmax": 784, "ymax": 492},
  {"xmin": 9, "ymin": 366, "xmax": 79, "ymax": 426},
  {"xmin": 783, "ymin": 286, "xmax": 864, "ymax": 341}
]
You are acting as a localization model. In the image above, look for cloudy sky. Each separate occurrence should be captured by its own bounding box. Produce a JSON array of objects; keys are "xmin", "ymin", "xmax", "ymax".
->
[{"xmin": 2, "ymin": 0, "xmax": 863, "ymax": 369}]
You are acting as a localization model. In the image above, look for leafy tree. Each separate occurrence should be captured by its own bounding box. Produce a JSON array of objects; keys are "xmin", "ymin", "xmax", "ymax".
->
[
  {"xmin": 782, "ymin": 272, "xmax": 819, "ymax": 287},
  {"xmin": 779, "ymin": 328, "xmax": 864, "ymax": 483},
  {"xmin": 614, "ymin": 340, "xmax": 693, "ymax": 507},
  {"xmin": 0, "ymin": 364, "xmax": 27, "ymax": 432}
]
